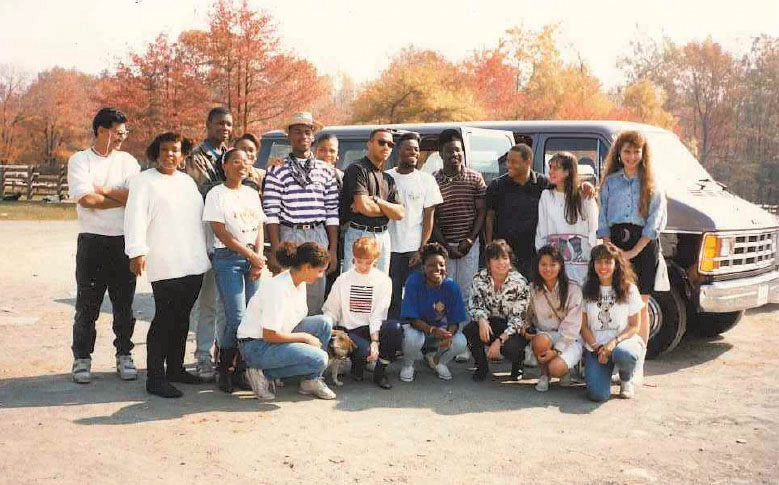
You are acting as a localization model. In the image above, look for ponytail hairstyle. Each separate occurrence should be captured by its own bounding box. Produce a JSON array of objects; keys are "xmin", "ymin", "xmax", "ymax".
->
[
  {"xmin": 274, "ymin": 241, "xmax": 330, "ymax": 270},
  {"xmin": 548, "ymin": 151, "xmax": 584, "ymax": 225},
  {"xmin": 582, "ymin": 243, "xmax": 636, "ymax": 303},
  {"xmin": 601, "ymin": 130, "xmax": 656, "ymax": 219},
  {"xmin": 531, "ymin": 245, "xmax": 569, "ymax": 311}
]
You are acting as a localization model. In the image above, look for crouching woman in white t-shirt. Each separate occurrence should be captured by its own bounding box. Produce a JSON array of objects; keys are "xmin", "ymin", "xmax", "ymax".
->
[
  {"xmin": 203, "ymin": 147, "xmax": 266, "ymax": 394},
  {"xmin": 580, "ymin": 243, "xmax": 645, "ymax": 402},
  {"xmin": 124, "ymin": 132, "xmax": 212, "ymax": 398},
  {"xmin": 237, "ymin": 242, "xmax": 336, "ymax": 401}
]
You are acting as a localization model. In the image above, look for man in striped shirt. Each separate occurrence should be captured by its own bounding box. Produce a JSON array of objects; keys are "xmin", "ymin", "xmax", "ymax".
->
[
  {"xmin": 263, "ymin": 112, "xmax": 339, "ymax": 314},
  {"xmin": 432, "ymin": 129, "xmax": 487, "ymax": 302}
]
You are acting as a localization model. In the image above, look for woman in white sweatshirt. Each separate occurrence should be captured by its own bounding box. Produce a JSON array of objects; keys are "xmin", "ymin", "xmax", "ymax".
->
[
  {"xmin": 124, "ymin": 132, "xmax": 211, "ymax": 398},
  {"xmin": 322, "ymin": 236, "xmax": 403, "ymax": 389},
  {"xmin": 535, "ymin": 152, "xmax": 598, "ymax": 285}
]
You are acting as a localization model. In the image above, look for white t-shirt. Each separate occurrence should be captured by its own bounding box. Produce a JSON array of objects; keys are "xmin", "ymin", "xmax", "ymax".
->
[
  {"xmin": 535, "ymin": 190, "xmax": 599, "ymax": 285},
  {"xmin": 583, "ymin": 283, "xmax": 644, "ymax": 350},
  {"xmin": 124, "ymin": 169, "xmax": 211, "ymax": 282},
  {"xmin": 322, "ymin": 267, "xmax": 392, "ymax": 334},
  {"xmin": 67, "ymin": 148, "xmax": 141, "ymax": 236},
  {"xmin": 237, "ymin": 270, "xmax": 307, "ymax": 339},
  {"xmin": 202, "ymin": 184, "xmax": 264, "ymax": 249},
  {"xmin": 386, "ymin": 168, "xmax": 443, "ymax": 253}
]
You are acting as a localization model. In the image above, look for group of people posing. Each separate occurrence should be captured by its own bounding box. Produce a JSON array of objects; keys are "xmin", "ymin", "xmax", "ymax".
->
[{"xmin": 68, "ymin": 106, "xmax": 667, "ymax": 404}]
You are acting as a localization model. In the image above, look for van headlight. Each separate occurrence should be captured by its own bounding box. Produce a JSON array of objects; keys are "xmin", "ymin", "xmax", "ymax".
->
[{"xmin": 700, "ymin": 233, "xmax": 736, "ymax": 273}]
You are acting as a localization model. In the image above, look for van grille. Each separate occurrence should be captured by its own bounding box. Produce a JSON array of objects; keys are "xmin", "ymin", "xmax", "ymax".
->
[{"xmin": 713, "ymin": 230, "xmax": 778, "ymax": 275}]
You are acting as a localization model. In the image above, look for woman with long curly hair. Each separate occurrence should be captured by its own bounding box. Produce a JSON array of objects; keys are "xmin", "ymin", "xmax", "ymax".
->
[
  {"xmin": 535, "ymin": 151, "xmax": 598, "ymax": 285},
  {"xmin": 597, "ymin": 131, "xmax": 667, "ymax": 375},
  {"xmin": 580, "ymin": 244, "xmax": 644, "ymax": 401}
]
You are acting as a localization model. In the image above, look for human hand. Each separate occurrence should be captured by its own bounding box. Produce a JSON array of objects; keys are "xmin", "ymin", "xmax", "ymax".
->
[
  {"xmin": 301, "ymin": 333, "xmax": 322, "ymax": 348},
  {"xmin": 457, "ymin": 238, "xmax": 473, "ymax": 256},
  {"xmin": 486, "ymin": 340, "xmax": 502, "ymax": 360},
  {"xmin": 409, "ymin": 252, "xmax": 421, "ymax": 267},
  {"xmin": 431, "ymin": 326, "xmax": 452, "ymax": 339},
  {"xmin": 249, "ymin": 265, "xmax": 263, "ymax": 281},
  {"xmin": 581, "ymin": 181, "xmax": 596, "ymax": 199},
  {"xmin": 367, "ymin": 341, "xmax": 379, "ymax": 362},
  {"xmin": 327, "ymin": 249, "xmax": 338, "ymax": 274},
  {"xmin": 267, "ymin": 156, "xmax": 284, "ymax": 168},
  {"xmin": 249, "ymin": 252, "xmax": 266, "ymax": 270},
  {"xmin": 129, "ymin": 256, "xmax": 146, "ymax": 277},
  {"xmin": 478, "ymin": 319, "xmax": 493, "ymax": 343}
]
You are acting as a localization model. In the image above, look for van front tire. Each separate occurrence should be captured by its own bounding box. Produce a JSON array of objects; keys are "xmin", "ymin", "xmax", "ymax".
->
[
  {"xmin": 646, "ymin": 287, "xmax": 687, "ymax": 359},
  {"xmin": 691, "ymin": 310, "xmax": 744, "ymax": 337}
]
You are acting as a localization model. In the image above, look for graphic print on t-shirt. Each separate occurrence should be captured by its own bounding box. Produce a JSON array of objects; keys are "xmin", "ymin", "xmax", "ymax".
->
[
  {"xmin": 434, "ymin": 301, "xmax": 446, "ymax": 323},
  {"xmin": 597, "ymin": 290, "xmax": 616, "ymax": 329},
  {"xmin": 349, "ymin": 285, "xmax": 374, "ymax": 313},
  {"xmin": 547, "ymin": 233, "xmax": 590, "ymax": 265}
]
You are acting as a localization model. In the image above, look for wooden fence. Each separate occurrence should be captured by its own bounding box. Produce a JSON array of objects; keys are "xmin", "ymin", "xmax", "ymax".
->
[{"xmin": 0, "ymin": 165, "xmax": 68, "ymax": 200}]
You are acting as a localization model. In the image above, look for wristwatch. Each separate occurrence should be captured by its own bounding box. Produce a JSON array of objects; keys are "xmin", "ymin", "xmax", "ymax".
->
[{"xmin": 372, "ymin": 195, "xmax": 380, "ymax": 204}]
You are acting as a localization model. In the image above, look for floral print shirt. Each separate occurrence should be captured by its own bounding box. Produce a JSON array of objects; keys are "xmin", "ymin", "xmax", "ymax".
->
[{"xmin": 467, "ymin": 268, "xmax": 530, "ymax": 336}]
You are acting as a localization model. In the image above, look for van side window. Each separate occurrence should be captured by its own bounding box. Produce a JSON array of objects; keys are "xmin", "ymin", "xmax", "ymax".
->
[
  {"xmin": 544, "ymin": 137, "xmax": 600, "ymax": 185},
  {"xmin": 467, "ymin": 132, "xmax": 513, "ymax": 184}
]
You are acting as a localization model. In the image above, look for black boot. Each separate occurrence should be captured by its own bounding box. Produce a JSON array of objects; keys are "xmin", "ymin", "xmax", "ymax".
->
[
  {"xmin": 469, "ymin": 343, "xmax": 490, "ymax": 382},
  {"xmin": 373, "ymin": 362, "xmax": 392, "ymax": 389},
  {"xmin": 510, "ymin": 361, "xmax": 523, "ymax": 380},
  {"xmin": 147, "ymin": 378, "xmax": 183, "ymax": 398},
  {"xmin": 217, "ymin": 347, "xmax": 236, "ymax": 394},
  {"xmin": 231, "ymin": 352, "xmax": 251, "ymax": 390},
  {"xmin": 351, "ymin": 360, "xmax": 365, "ymax": 382}
]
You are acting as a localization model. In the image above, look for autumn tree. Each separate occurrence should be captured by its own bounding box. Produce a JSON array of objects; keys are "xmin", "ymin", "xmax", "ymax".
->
[
  {"xmin": 351, "ymin": 47, "xmax": 484, "ymax": 124},
  {"xmin": 21, "ymin": 68, "xmax": 96, "ymax": 166},
  {"xmin": 619, "ymin": 79, "xmax": 676, "ymax": 130},
  {"xmin": 0, "ymin": 65, "xmax": 29, "ymax": 164}
]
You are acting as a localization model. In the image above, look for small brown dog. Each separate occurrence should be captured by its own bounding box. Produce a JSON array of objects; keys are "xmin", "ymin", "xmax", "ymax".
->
[{"xmin": 327, "ymin": 329, "xmax": 357, "ymax": 386}]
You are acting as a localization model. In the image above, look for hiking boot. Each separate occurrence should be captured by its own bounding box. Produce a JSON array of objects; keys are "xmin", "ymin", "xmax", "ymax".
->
[
  {"xmin": 535, "ymin": 374, "xmax": 550, "ymax": 392},
  {"xmin": 116, "ymin": 354, "xmax": 138, "ymax": 381},
  {"xmin": 372, "ymin": 362, "xmax": 391, "ymax": 390},
  {"xmin": 72, "ymin": 358, "xmax": 91, "ymax": 384},
  {"xmin": 298, "ymin": 378, "xmax": 336, "ymax": 400},
  {"xmin": 455, "ymin": 350, "xmax": 471, "ymax": 363},
  {"xmin": 619, "ymin": 379, "xmax": 636, "ymax": 399},
  {"xmin": 196, "ymin": 357, "xmax": 215, "ymax": 382},
  {"xmin": 559, "ymin": 372, "xmax": 573, "ymax": 387},
  {"xmin": 399, "ymin": 362, "xmax": 415, "ymax": 382},
  {"xmin": 245, "ymin": 368, "xmax": 275, "ymax": 400},
  {"xmin": 146, "ymin": 379, "xmax": 183, "ymax": 398},
  {"xmin": 435, "ymin": 363, "xmax": 452, "ymax": 381}
]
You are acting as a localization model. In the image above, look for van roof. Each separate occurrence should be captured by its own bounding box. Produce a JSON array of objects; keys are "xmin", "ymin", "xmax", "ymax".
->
[{"xmin": 260, "ymin": 120, "xmax": 670, "ymax": 139}]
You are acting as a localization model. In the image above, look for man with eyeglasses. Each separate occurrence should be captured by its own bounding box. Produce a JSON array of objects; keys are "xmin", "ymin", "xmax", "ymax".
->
[
  {"xmin": 67, "ymin": 107, "xmax": 140, "ymax": 384},
  {"xmin": 263, "ymin": 112, "xmax": 340, "ymax": 314},
  {"xmin": 340, "ymin": 128, "xmax": 405, "ymax": 274}
]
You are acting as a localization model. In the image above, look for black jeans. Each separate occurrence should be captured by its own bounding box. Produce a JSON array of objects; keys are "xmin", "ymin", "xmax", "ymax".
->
[
  {"xmin": 388, "ymin": 251, "xmax": 418, "ymax": 319},
  {"xmin": 463, "ymin": 317, "xmax": 528, "ymax": 374},
  {"xmin": 148, "ymin": 274, "xmax": 204, "ymax": 381},
  {"xmin": 338, "ymin": 320, "xmax": 404, "ymax": 367},
  {"xmin": 72, "ymin": 233, "xmax": 137, "ymax": 359}
]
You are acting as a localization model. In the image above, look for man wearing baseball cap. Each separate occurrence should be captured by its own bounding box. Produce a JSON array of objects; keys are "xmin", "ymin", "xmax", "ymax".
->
[{"xmin": 262, "ymin": 112, "xmax": 339, "ymax": 314}]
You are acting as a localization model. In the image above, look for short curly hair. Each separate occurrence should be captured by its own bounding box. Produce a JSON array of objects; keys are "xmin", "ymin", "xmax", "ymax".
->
[
  {"xmin": 146, "ymin": 132, "xmax": 182, "ymax": 163},
  {"xmin": 418, "ymin": 242, "xmax": 448, "ymax": 264}
]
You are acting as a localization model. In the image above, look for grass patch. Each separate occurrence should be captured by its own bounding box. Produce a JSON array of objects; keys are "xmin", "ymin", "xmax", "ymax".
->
[{"xmin": 0, "ymin": 200, "xmax": 77, "ymax": 220}]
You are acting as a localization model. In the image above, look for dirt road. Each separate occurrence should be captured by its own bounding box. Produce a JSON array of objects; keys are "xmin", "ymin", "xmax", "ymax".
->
[{"xmin": 1, "ymin": 221, "xmax": 777, "ymax": 484}]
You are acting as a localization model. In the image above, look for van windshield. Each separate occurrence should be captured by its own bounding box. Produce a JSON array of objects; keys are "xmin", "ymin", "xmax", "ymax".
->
[{"xmin": 645, "ymin": 132, "xmax": 718, "ymax": 191}]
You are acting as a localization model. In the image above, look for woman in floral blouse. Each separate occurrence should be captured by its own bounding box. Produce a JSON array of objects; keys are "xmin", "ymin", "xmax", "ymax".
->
[
  {"xmin": 527, "ymin": 245, "xmax": 583, "ymax": 392},
  {"xmin": 463, "ymin": 240, "xmax": 531, "ymax": 381}
]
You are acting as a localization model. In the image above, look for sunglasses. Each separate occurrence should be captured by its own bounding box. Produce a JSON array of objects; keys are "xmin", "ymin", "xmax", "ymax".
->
[{"xmin": 376, "ymin": 139, "xmax": 395, "ymax": 148}]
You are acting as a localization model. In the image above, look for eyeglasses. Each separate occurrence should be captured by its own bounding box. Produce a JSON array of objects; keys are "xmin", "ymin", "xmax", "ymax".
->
[
  {"xmin": 111, "ymin": 129, "xmax": 130, "ymax": 138},
  {"xmin": 377, "ymin": 139, "xmax": 395, "ymax": 148}
]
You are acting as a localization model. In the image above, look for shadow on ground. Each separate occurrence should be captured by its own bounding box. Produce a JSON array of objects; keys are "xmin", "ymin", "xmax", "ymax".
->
[{"xmin": 54, "ymin": 293, "xmax": 156, "ymax": 325}]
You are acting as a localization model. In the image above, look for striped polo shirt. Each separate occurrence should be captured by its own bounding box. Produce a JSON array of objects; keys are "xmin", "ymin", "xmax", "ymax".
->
[
  {"xmin": 262, "ymin": 159, "xmax": 340, "ymax": 226},
  {"xmin": 433, "ymin": 166, "xmax": 487, "ymax": 244}
]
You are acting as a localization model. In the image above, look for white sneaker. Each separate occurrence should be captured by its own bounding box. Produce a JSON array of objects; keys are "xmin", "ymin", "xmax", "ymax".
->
[
  {"xmin": 116, "ymin": 354, "xmax": 138, "ymax": 381},
  {"xmin": 245, "ymin": 368, "xmax": 275, "ymax": 400},
  {"xmin": 611, "ymin": 370, "xmax": 620, "ymax": 384},
  {"xmin": 72, "ymin": 358, "xmax": 91, "ymax": 384},
  {"xmin": 399, "ymin": 363, "xmax": 415, "ymax": 382},
  {"xmin": 558, "ymin": 372, "xmax": 573, "ymax": 387},
  {"xmin": 619, "ymin": 379, "xmax": 636, "ymax": 399},
  {"xmin": 535, "ymin": 374, "xmax": 549, "ymax": 392},
  {"xmin": 196, "ymin": 358, "xmax": 215, "ymax": 382},
  {"xmin": 435, "ymin": 363, "xmax": 452, "ymax": 381},
  {"xmin": 454, "ymin": 350, "xmax": 471, "ymax": 363},
  {"xmin": 298, "ymin": 378, "xmax": 336, "ymax": 400}
]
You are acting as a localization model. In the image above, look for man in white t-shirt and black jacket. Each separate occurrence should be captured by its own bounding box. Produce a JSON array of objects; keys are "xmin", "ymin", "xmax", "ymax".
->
[
  {"xmin": 386, "ymin": 132, "xmax": 443, "ymax": 318},
  {"xmin": 67, "ymin": 107, "xmax": 141, "ymax": 384}
]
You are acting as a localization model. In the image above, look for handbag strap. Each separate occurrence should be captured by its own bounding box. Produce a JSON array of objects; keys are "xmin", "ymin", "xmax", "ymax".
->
[{"xmin": 541, "ymin": 287, "xmax": 565, "ymax": 324}]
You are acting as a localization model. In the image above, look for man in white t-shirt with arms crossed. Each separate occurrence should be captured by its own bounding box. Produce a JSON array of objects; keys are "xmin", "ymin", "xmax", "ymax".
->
[
  {"xmin": 67, "ymin": 107, "xmax": 141, "ymax": 384},
  {"xmin": 386, "ymin": 131, "xmax": 443, "ymax": 318}
]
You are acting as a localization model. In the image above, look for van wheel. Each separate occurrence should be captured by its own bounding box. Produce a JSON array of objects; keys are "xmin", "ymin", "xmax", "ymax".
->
[
  {"xmin": 646, "ymin": 288, "xmax": 687, "ymax": 359},
  {"xmin": 691, "ymin": 311, "xmax": 744, "ymax": 337}
]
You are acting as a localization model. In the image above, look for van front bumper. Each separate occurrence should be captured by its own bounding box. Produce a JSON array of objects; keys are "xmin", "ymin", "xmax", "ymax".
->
[{"xmin": 699, "ymin": 270, "xmax": 779, "ymax": 313}]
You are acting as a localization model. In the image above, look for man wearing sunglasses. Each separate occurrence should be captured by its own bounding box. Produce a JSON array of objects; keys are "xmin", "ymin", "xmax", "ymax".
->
[{"xmin": 340, "ymin": 128, "xmax": 405, "ymax": 274}]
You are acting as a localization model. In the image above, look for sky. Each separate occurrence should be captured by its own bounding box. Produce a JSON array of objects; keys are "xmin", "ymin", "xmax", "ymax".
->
[{"xmin": 1, "ymin": 0, "xmax": 778, "ymax": 88}]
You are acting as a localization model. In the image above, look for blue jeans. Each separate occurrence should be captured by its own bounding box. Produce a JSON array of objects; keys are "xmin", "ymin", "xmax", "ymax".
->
[
  {"xmin": 343, "ymin": 226, "xmax": 391, "ymax": 274},
  {"xmin": 388, "ymin": 251, "xmax": 417, "ymax": 319},
  {"xmin": 584, "ymin": 337, "xmax": 644, "ymax": 402},
  {"xmin": 212, "ymin": 248, "xmax": 259, "ymax": 350},
  {"xmin": 401, "ymin": 324, "xmax": 468, "ymax": 366},
  {"xmin": 238, "ymin": 315, "xmax": 332, "ymax": 380}
]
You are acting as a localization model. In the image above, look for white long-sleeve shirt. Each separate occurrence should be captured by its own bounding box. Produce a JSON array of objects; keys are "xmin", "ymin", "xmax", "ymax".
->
[
  {"xmin": 124, "ymin": 169, "xmax": 211, "ymax": 282},
  {"xmin": 535, "ymin": 190, "xmax": 598, "ymax": 285},
  {"xmin": 322, "ymin": 267, "xmax": 392, "ymax": 334},
  {"xmin": 67, "ymin": 148, "xmax": 140, "ymax": 236}
]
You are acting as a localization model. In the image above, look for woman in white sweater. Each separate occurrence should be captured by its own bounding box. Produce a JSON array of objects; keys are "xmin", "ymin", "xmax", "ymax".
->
[
  {"xmin": 322, "ymin": 236, "xmax": 403, "ymax": 389},
  {"xmin": 124, "ymin": 132, "xmax": 211, "ymax": 398},
  {"xmin": 535, "ymin": 152, "xmax": 598, "ymax": 285}
]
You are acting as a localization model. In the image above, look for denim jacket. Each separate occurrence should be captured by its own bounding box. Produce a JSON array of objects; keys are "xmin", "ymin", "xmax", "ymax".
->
[{"xmin": 597, "ymin": 170, "xmax": 667, "ymax": 239}]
